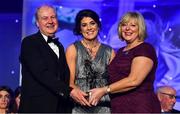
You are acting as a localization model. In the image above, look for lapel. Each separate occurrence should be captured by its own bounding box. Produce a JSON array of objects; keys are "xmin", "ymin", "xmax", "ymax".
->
[{"xmin": 36, "ymin": 32, "xmax": 59, "ymax": 63}]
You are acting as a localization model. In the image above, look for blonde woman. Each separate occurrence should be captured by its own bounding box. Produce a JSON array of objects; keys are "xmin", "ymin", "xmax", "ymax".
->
[{"xmin": 89, "ymin": 12, "xmax": 161, "ymax": 113}]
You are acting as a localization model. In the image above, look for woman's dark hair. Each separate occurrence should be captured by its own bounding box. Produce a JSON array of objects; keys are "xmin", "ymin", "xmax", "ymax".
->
[
  {"xmin": 0, "ymin": 85, "xmax": 14, "ymax": 98},
  {"xmin": 0, "ymin": 85, "xmax": 14, "ymax": 113},
  {"xmin": 73, "ymin": 9, "xmax": 101, "ymax": 35},
  {"xmin": 14, "ymin": 86, "xmax": 21, "ymax": 98},
  {"xmin": 12, "ymin": 86, "xmax": 21, "ymax": 113}
]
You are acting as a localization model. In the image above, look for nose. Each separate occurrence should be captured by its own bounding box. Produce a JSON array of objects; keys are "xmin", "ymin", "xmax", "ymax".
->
[
  {"xmin": 47, "ymin": 17, "xmax": 53, "ymax": 23},
  {"xmin": 125, "ymin": 25, "xmax": 130, "ymax": 30},
  {"xmin": 87, "ymin": 24, "xmax": 92, "ymax": 30},
  {"xmin": 171, "ymin": 97, "xmax": 176, "ymax": 104},
  {"xmin": 1, "ymin": 97, "xmax": 6, "ymax": 102}
]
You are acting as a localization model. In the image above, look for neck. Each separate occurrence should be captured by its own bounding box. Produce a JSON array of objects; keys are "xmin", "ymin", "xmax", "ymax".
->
[
  {"xmin": 82, "ymin": 38, "xmax": 100, "ymax": 59},
  {"xmin": 41, "ymin": 31, "xmax": 55, "ymax": 38},
  {"xmin": 82, "ymin": 38, "xmax": 99, "ymax": 48},
  {"xmin": 125, "ymin": 40, "xmax": 143, "ymax": 50},
  {"xmin": 0, "ymin": 109, "xmax": 7, "ymax": 114}
]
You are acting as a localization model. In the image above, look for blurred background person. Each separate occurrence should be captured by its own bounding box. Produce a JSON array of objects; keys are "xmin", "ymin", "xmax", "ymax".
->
[
  {"xmin": 66, "ymin": 9, "xmax": 115, "ymax": 113},
  {"xmin": 12, "ymin": 86, "xmax": 21, "ymax": 113},
  {"xmin": 157, "ymin": 85, "xmax": 179, "ymax": 113},
  {"xmin": 0, "ymin": 86, "xmax": 14, "ymax": 114},
  {"xmin": 89, "ymin": 11, "xmax": 161, "ymax": 113}
]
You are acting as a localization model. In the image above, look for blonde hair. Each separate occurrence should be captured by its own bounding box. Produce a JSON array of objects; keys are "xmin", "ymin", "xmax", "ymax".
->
[{"xmin": 118, "ymin": 12, "xmax": 147, "ymax": 41}]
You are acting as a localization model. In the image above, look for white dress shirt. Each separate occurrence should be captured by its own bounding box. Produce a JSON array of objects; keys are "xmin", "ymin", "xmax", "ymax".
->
[{"xmin": 41, "ymin": 33, "xmax": 59, "ymax": 58}]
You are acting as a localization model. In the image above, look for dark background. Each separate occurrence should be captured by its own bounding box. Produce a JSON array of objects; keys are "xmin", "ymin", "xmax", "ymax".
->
[
  {"xmin": 0, "ymin": 0, "xmax": 23, "ymax": 90},
  {"xmin": 0, "ymin": 0, "xmax": 23, "ymax": 13}
]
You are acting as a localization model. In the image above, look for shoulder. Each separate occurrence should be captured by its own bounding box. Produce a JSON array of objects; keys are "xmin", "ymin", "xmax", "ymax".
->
[
  {"xmin": 135, "ymin": 42, "xmax": 156, "ymax": 53},
  {"xmin": 133, "ymin": 42, "xmax": 157, "ymax": 60},
  {"xmin": 136, "ymin": 42, "xmax": 154, "ymax": 49},
  {"xmin": 66, "ymin": 43, "xmax": 77, "ymax": 59},
  {"xmin": 66, "ymin": 40, "xmax": 81, "ymax": 50},
  {"xmin": 101, "ymin": 43, "xmax": 116, "ymax": 61},
  {"xmin": 66, "ymin": 43, "xmax": 77, "ymax": 54},
  {"xmin": 101, "ymin": 43, "xmax": 113, "ymax": 51},
  {"xmin": 73, "ymin": 40, "xmax": 81, "ymax": 48},
  {"xmin": 21, "ymin": 32, "xmax": 44, "ymax": 51},
  {"xmin": 22, "ymin": 32, "xmax": 41, "ymax": 44},
  {"xmin": 101, "ymin": 43, "xmax": 116, "ymax": 55}
]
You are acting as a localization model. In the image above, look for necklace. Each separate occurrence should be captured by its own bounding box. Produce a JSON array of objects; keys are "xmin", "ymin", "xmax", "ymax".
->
[{"xmin": 82, "ymin": 39, "xmax": 100, "ymax": 59}]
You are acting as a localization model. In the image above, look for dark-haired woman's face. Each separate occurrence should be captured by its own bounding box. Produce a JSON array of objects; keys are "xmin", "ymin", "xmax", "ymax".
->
[
  {"xmin": 0, "ymin": 90, "xmax": 10, "ymax": 109},
  {"xmin": 80, "ymin": 17, "xmax": 99, "ymax": 40}
]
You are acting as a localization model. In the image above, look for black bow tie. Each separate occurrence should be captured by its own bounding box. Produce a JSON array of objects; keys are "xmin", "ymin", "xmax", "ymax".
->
[{"xmin": 47, "ymin": 36, "xmax": 59, "ymax": 45}]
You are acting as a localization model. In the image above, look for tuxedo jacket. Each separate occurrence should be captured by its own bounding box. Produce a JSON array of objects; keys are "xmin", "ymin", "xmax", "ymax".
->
[
  {"xmin": 171, "ymin": 108, "xmax": 180, "ymax": 113},
  {"xmin": 161, "ymin": 108, "xmax": 180, "ymax": 113},
  {"xmin": 19, "ymin": 31, "xmax": 71, "ymax": 113}
]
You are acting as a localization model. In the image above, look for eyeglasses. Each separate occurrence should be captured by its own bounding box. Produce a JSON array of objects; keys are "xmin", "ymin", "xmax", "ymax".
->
[{"xmin": 160, "ymin": 92, "xmax": 176, "ymax": 99}]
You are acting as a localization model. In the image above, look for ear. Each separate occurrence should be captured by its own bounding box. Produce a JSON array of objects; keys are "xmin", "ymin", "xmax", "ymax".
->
[
  {"xmin": 36, "ymin": 21, "xmax": 39, "ymax": 27},
  {"xmin": 157, "ymin": 93, "xmax": 162, "ymax": 101}
]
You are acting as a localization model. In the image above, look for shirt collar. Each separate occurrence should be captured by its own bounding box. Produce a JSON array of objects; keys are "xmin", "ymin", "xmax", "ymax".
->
[
  {"xmin": 41, "ymin": 33, "xmax": 55, "ymax": 42},
  {"xmin": 41, "ymin": 33, "xmax": 48, "ymax": 42},
  {"xmin": 161, "ymin": 109, "xmax": 164, "ymax": 112}
]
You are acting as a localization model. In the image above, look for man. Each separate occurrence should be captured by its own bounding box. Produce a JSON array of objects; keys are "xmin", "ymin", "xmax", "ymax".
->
[
  {"xmin": 157, "ymin": 85, "xmax": 178, "ymax": 113},
  {"xmin": 19, "ymin": 4, "xmax": 71, "ymax": 113}
]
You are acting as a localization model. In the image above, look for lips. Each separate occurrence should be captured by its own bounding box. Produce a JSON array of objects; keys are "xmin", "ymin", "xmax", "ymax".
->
[
  {"xmin": 86, "ymin": 30, "xmax": 96, "ymax": 35},
  {"xmin": 124, "ymin": 32, "xmax": 132, "ymax": 36},
  {"xmin": 46, "ymin": 25, "xmax": 54, "ymax": 29},
  {"xmin": 0, "ymin": 102, "xmax": 7, "ymax": 106}
]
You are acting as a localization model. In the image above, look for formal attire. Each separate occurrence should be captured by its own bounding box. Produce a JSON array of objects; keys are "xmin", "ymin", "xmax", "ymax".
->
[
  {"xmin": 108, "ymin": 42, "xmax": 161, "ymax": 113},
  {"xmin": 162, "ymin": 108, "xmax": 180, "ymax": 113},
  {"xmin": 19, "ymin": 31, "xmax": 71, "ymax": 113},
  {"xmin": 171, "ymin": 108, "xmax": 180, "ymax": 113},
  {"xmin": 72, "ymin": 41, "xmax": 112, "ymax": 113}
]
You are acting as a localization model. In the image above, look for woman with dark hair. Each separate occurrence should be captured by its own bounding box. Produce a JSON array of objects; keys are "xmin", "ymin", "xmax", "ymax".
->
[
  {"xmin": 0, "ymin": 86, "xmax": 14, "ymax": 114},
  {"xmin": 66, "ymin": 9, "xmax": 115, "ymax": 113},
  {"xmin": 12, "ymin": 86, "xmax": 21, "ymax": 113}
]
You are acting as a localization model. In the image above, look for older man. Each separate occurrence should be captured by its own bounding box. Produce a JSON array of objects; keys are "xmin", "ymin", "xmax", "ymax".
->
[
  {"xmin": 19, "ymin": 4, "xmax": 71, "ymax": 113},
  {"xmin": 157, "ymin": 86, "xmax": 178, "ymax": 113}
]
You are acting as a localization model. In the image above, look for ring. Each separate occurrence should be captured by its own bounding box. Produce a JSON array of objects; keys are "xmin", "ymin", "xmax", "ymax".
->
[{"xmin": 89, "ymin": 91, "xmax": 92, "ymax": 98}]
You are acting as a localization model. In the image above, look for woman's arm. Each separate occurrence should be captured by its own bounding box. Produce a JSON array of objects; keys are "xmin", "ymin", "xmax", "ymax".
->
[
  {"xmin": 109, "ymin": 56, "xmax": 153, "ymax": 93},
  {"xmin": 89, "ymin": 56, "xmax": 154, "ymax": 105},
  {"xmin": 66, "ymin": 45, "xmax": 76, "ymax": 89}
]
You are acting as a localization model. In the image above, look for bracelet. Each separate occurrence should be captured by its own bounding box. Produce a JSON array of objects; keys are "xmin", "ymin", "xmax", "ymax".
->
[{"xmin": 106, "ymin": 85, "xmax": 111, "ymax": 94}]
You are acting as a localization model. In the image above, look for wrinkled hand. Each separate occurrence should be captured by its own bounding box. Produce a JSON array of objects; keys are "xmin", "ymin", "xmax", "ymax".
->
[
  {"xmin": 89, "ymin": 87, "xmax": 106, "ymax": 106},
  {"xmin": 70, "ymin": 88, "xmax": 91, "ymax": 106}
]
